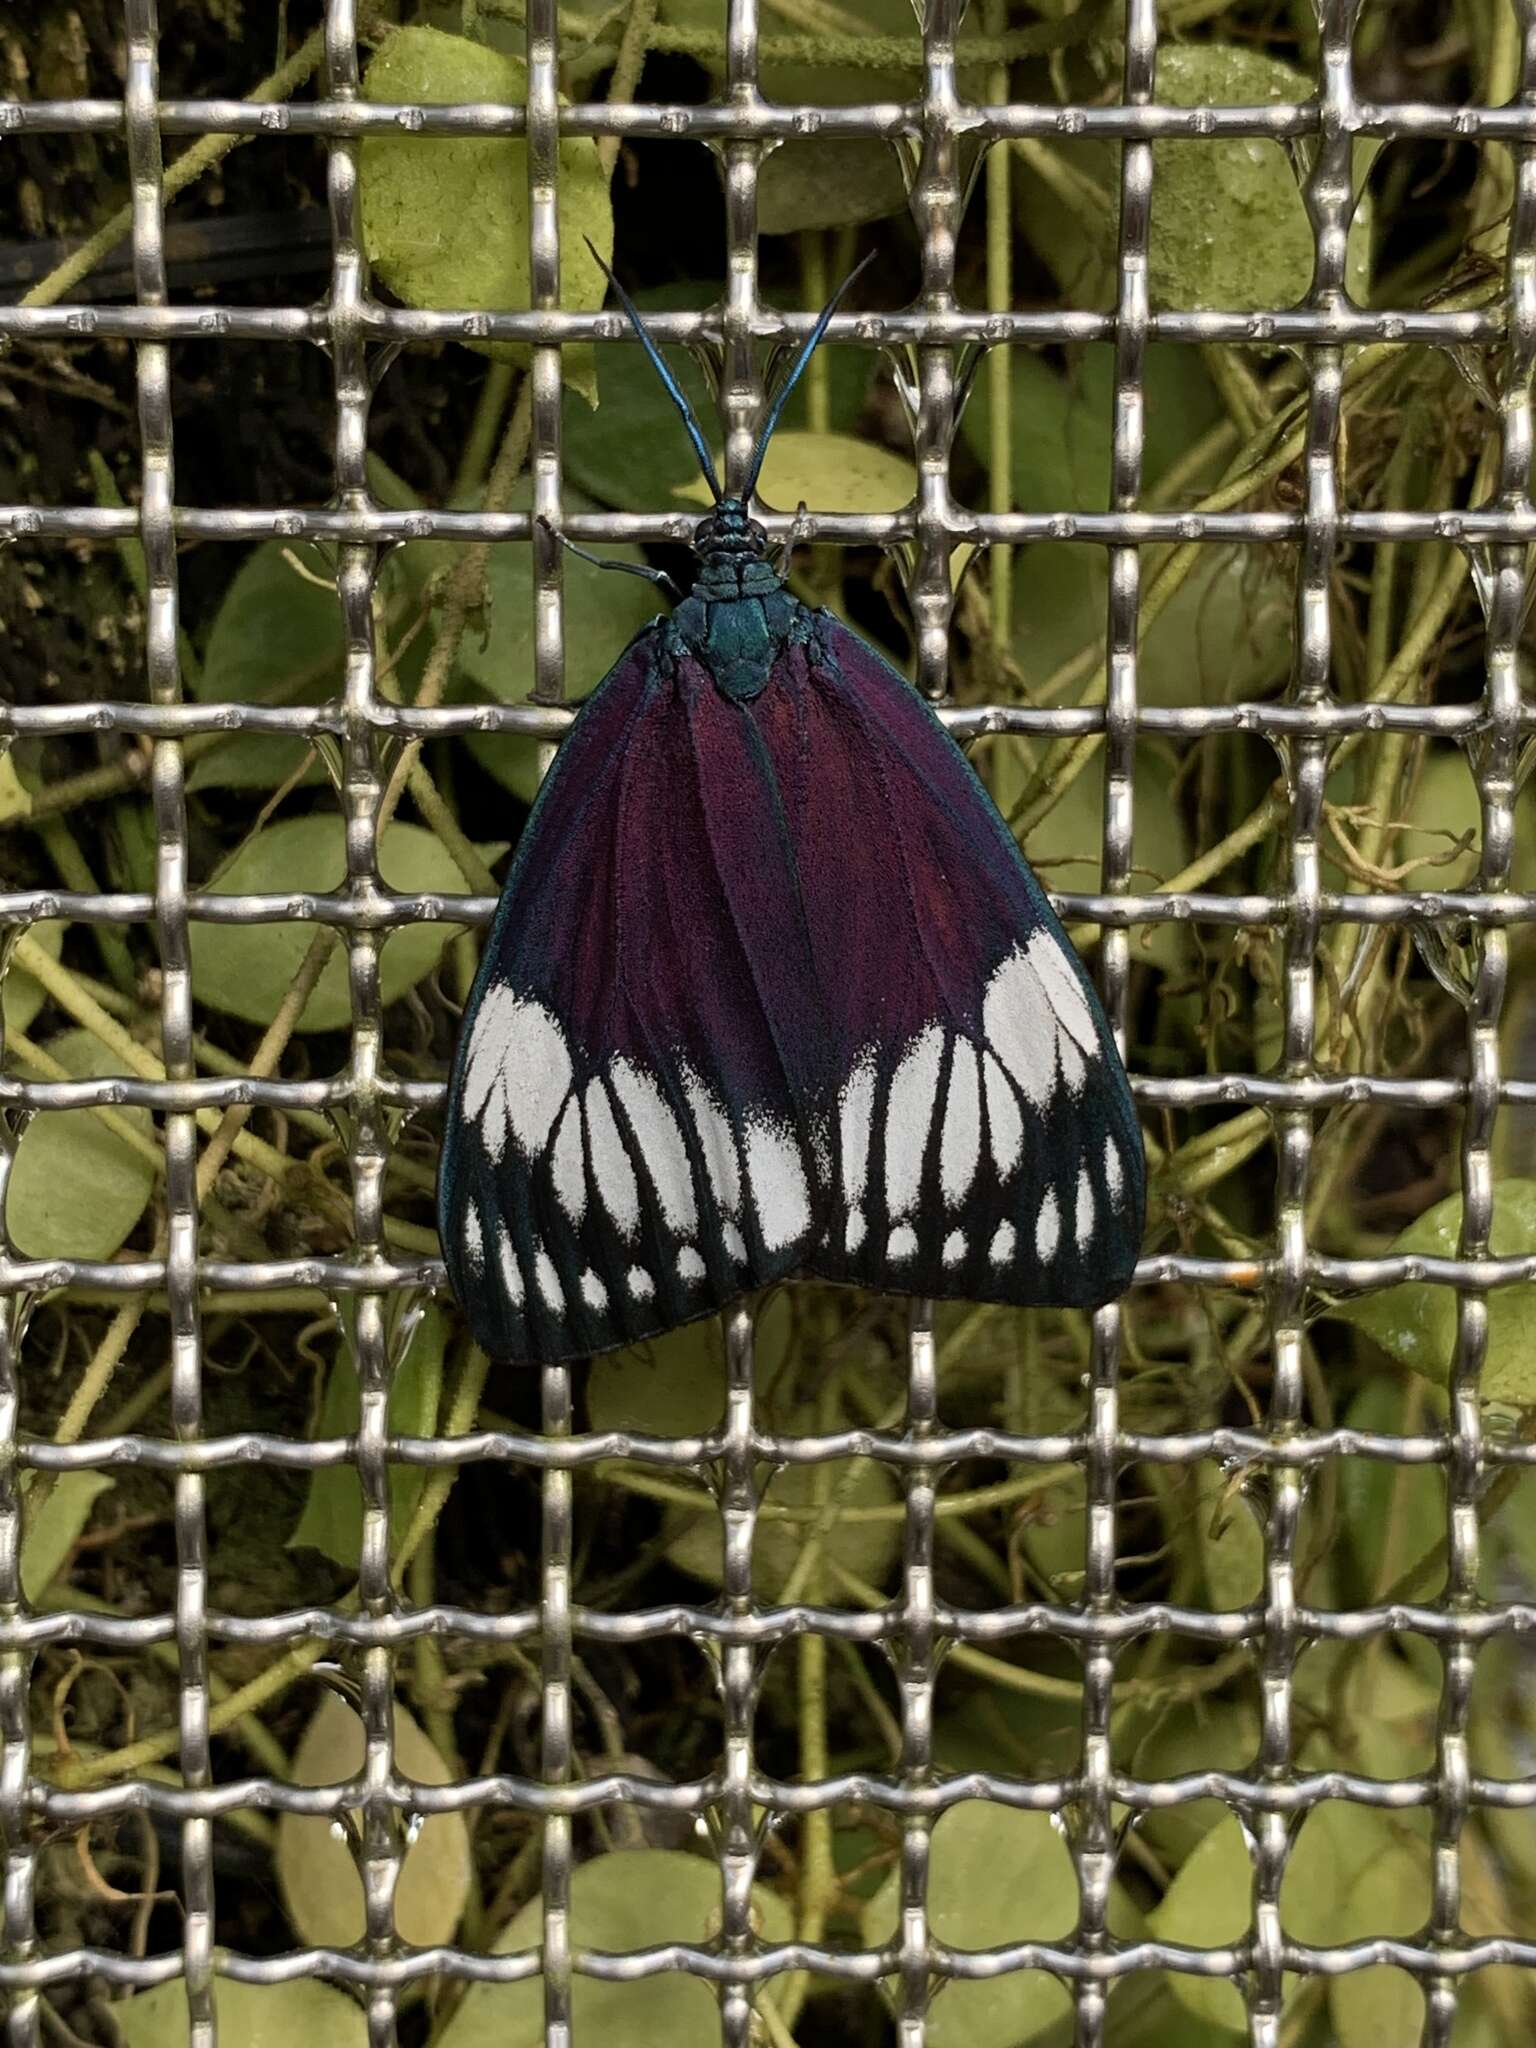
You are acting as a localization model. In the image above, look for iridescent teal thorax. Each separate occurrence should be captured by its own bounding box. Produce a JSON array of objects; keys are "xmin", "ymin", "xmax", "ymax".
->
[{"xmin": 666, "ymin": 499, "xmax": 809, "ymax": 702}]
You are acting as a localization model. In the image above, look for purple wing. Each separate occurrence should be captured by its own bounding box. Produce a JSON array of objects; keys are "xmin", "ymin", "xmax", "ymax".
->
[
  {"xmin": 440, "ymin": 605, "xmax": 1144, "ymax": 1366},
  {"xmin": 753, "ymin": 615, "xmax": 1145, "ymax": 1310},
  {"xmin": 438, "ymin": 632, "xmax": 827, "ymax": 1364}
]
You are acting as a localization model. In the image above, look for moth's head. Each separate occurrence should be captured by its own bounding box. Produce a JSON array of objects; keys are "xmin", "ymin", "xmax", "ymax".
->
[{"xmin": 694, "ymin": 497, "xmax": 769, "ymax": 562}]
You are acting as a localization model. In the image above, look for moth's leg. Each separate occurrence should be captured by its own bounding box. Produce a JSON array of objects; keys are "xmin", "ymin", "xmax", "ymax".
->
[
  {"xmin": 771, "ymin": 499, "xmax": 815, "ymax": 582},
  {"xmin": 537, "ymin": 515, "xmax": 682, "ymax": 603}
]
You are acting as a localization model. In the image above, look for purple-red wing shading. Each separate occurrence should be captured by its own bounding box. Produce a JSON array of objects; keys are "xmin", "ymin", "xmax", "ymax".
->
[{"xmin": 439, "ymin": 607, "xmax": 1144, "ymax": 1365}]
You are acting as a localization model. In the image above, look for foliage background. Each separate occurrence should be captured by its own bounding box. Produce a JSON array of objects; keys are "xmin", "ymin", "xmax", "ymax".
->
[{"xmin": 3, "ymin": 0, "xmax": 1536, "ymax": 2042}]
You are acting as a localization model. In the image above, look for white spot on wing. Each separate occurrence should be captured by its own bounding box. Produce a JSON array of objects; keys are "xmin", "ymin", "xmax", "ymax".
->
[
  {"xmin": 1030, "ymin": 935, "xmax": 1100, "ymax": 1064},
  {"xmin": 888, "ymin": 1223, "xmax": 918, "ymax": 1261},
  {"xmin": 845, "ymin": 1207, "xmax": 866, "ymax": 1255},
  {"xmin": 678, "ymin": 1245, "xmax": 706, "ymax": 1284},
  {"xmin": 1036, "ymin": 1190, "xmax": 1060, "ymax": 1262},
  {"xmin": 885, "ymin": 1023, "xmax": 944, "ymax": 1217},
  {"xmin": 465, "ymin": 1208, "xmax": 485, "ymax": 1271},
  {"xmin": 627, "ymin": 1264, "xmax": 654, "ymax": 1302},
  {"xmin": 1104, "ymin": 1134, "xmax": 1124, "ymax": 1199},
  {"xmin": 459, "ymin": 984, "xmax": 515, "ymax": 1122},
  {"xmin": 983, "ymin": 1053, "xmax": 1024, "ymax": 1178},
  {"xmin": 941, "ymin": 1039, "xmax": 982, "ymax": 1206},
  {"xmin": 611, "ymin": 1059, "xmax": 697, "ymax": 1236},
  {"xmin": 746, "ymin": 1119, "xmax": 811, "ymax": 1251},
  {"xmin": 990, "ymin": 1220, "xmax": 1016, "ymax": 1265},
  {"xmin": 839, "ymin": 1052, "xmax": 877, "ymax": 1204},
  {"xmin": 684, "ymin": 1068, "xmax": 741, "ymax": 1218},
  {"xmin": 586, "ymin": 1079, "xmax": 640, "ymax": 1240},
  {"xmin": 942, "ymin": 1228, "xmax": 965, "ymax": 1267},
  {"xmin": 1075, "ymin": 1167, "xmax": 1095, "ymax": 1245},
  {"xmin": 581, "ymin": 1269, "xmax": 608, "ymax": 1312},
  {"xmin": 982, "ymin": 948, "xmax": 1057, "ymax": 1109},
  {"xmin": 495, "ymin": 1226, "xmax": 524, "ymax": 1308},
  {"xmin": 534, "ymin": 1246, "xmax": 564, "ymax": 1313},
  {"xmin": 463, "ymin": 991, "xmax": 574, "ymax": 1163},
  {"xmin": 550, "ymin": 1099, "xmax": 586, "ymax": 1224},
  {"xmin": 723, "ymin": 1220, "xmax": 747, "ymax": 1263}
]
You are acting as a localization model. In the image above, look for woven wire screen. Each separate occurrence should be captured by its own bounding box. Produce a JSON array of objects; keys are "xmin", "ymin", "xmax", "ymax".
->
[{"xmin": 2, "ymin": 0, "xmax": 1536, "ymax": 2043}]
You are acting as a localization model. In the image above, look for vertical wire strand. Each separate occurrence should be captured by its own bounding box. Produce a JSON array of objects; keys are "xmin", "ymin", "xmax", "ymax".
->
[
  {"xmin": 1071, "ymin": 2, "xmax": 1154, "ymax": 2041},
  {"xmin": 525, "ymin": 1, "xmax": 574, "ymax": 2042},
  {"xmin": 123, "ymin": 5, "xmax": 216, "ymax": 2042},
  {"xmin": 717, "ymin": 1303, "xmax": 764, "ymax": 2048},
  {"xmin": 1426, "ymin": 5, "xmax": 1536, "ymax": 2039},
  {"xmin": 1252, "ymin": 5, "xmax": 1360, "ymax": 2043},
  {"xmin": 322, "ymin": 7, "xmax": 401, "ymax": 2042},
  {"xmin": 894, "ymin": 5, "xmax": 967, "ymax": 2040},
  {"xmin": 717, "ymin": 8, "xmax": 768, "ymax": 2043}
]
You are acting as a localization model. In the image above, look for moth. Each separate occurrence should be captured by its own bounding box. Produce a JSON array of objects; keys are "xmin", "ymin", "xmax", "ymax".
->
[{"xmin": 438, "ymin": 260, "xmax": 1145, "ymax": 1365}]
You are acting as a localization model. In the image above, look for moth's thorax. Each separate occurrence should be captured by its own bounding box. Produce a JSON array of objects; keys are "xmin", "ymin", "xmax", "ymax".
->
[{"xmin": 670, "ymin": 498, "xmax": 802, "ymax": 702}]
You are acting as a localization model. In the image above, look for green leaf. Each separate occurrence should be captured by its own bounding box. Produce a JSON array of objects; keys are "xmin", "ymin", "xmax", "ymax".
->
[
  {"xmin": 862, "ymin": 1802, "xmax": 1087, "ymax": 2047},
  {"xmin": 111, "ymin": 1978, "xmax": 367, "ymax": 2048},
  {"xmin": 659, "ymin": 0, "xmax": 984, "ymax": 232},
  {"xmin": 1123, "ymin": 1701, "xmax": 1260, "ymax": 1870},
  {"xmin": 675, "ymin": 431, "xmax": 916, "ymax": 516},
  {"xmin": 0, "ymin": 752, "xmax": 33, "ymax": 826},
  {"xmin": 1146, "ymin": 1813, "xmax": 1253, "ymax": 2033},
  {"xmin": 586, "ymin": 1293, "xmax": 796, "ymax": 1437},
  {"xmin": 20, "ymin": 1472, "xmax": 114, "ymax": 1600},
  {"xmin": 275, "ymin": 1690, "xmax": 471, "ymax": 1948},
  {"xmin": 563, "ymin": 282, "xmax": 875, "ymax": 511},
  {"xmin": 187, "ymin": 541, "xmax": 429, "ymax": 792},
  {"xmin": 1149, "ymin": 47, "xmax": 1373, "ymax": 311},
  {"xmin": 1331, "ymin": 1179, "xmax": 1536, "ymax": 1406},
  {"xmin": 360, "ymin": 27, "xmax": 612, "ymax": 400},
  {"xmin": 188, "ymin": 817, "xmax": 502, "ymax": 1032},
  {"xmin": 1279, "ymin": 1802, "xmax": 1429, "ymax": 2041},
  {"xmin": 436, "ymin": 1848, "xmax": 793, "ymax": 2048},
  {"xmin": 187, "ymin": 542, "xmax": 340, "ymax": 792},
  {"xmin": 7, "ymin": 1028, "xmax": 156, "ymax": 1260},
  {"xmin": 3, "ymin": 920, "xmax": 65, "ymax": 1035},
  {"xmin": 1333, "ymin": 1376, "xmax": 1444, "ymax": 1603},
  {"xmin": 289, "ymin": 1304, "xmax": 446, "ymax": 1570}
]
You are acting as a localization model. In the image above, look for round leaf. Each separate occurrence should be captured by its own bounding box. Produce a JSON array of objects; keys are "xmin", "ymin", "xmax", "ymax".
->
[
  {"xmin": 360, "ymin": 28, "xmax": 612, "ymax": 396},
  {"xmin": 276, "ymin": 1690, "xmax": 471, "ymax": 1949},
  {"xmin": 21, "ymin": 1472, "xmax": 114, "ymax": 1601},
  {"xmin": 188, "ymin": 541, "xmax": 340, "ymax": 792},
  {"xmin": 7, "ymin": 1028, "xmax": 156, "ymax": 1261},
  {"xmin": 188, "ymin": 817, "xmax": 499, "ymax": 1032},
  {"xmin": 1332, "ymin": 1179, "xmax": 1536, "ymax": 1406},
  {"xmin": 660, "ymin": 0, "xmax": 984, "ymax": 232},
  {"xmin": 112, "ymin": 1980, "xmax": 366, "ymax": 2048},
  {"xmin": 862, "ymin": 1802, "xmax": 1086, "ymax": 2047},
  {"xmin": 437, "ymin": 1848, "xmax": 792, "ymax": 2048},
  {"xmin": 1146, "ymin": 1813, "xmax": 1253, "ymax": 2032},
  {"xmin": 676, "ymin": 430, "xmax": 914, "ymax": 516},
  {"xmin": 1149, "ymin": 47, "xmax": 1373, "ymax": 310},
  {"xmin": 288, "ymin": 1306, "xmax": 446, "ymax": 1570},
  {"xmin": 3, "ymin": 920, "xmax": 64, "ymax": 1035},
  {"xmin": 586, "ymin": 1293, "xmax": 795, "ymax": 1437}
]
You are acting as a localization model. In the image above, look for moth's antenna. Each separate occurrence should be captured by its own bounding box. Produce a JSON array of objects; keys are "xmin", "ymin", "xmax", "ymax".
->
[
  {"xmin": 743, "ymin": 251, "xmax": 876, "ymax": 500},
  {"xmin": 586, "ymin": 238, "xmax": 722, "ymax": 504}
]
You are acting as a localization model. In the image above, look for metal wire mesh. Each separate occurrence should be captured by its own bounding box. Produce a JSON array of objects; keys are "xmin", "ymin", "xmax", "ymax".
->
[{"xmin": 2, "ymin": 0, "xmax": 1536, "ymax": 2044}]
